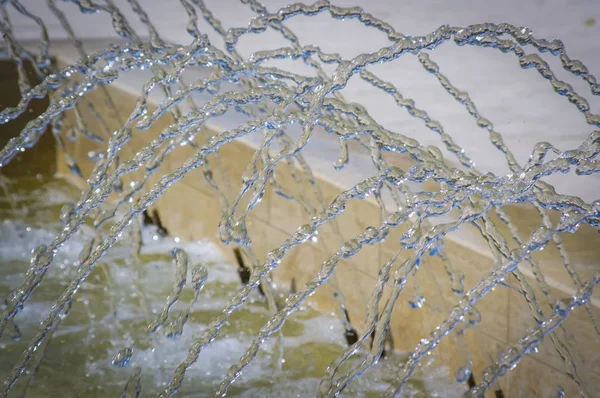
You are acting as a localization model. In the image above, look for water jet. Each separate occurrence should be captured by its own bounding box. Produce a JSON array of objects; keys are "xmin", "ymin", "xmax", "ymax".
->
[{"xmin": 0, "ymin": 1, "xmax": 599, "ymax": 396}]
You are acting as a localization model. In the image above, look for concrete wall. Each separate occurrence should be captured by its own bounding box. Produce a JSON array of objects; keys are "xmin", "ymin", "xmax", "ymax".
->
[{"xmin": 6, "ymin": 0, "xmax": 600, "ymax": 204}]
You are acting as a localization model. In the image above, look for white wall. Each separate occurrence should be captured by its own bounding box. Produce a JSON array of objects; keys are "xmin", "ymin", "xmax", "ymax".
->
[{"xmin": 5, "ymin": 0, "xmax": 600, "ymax": 203}]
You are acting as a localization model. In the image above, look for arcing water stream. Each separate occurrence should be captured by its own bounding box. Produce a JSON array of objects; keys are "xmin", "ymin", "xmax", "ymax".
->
[{"xmin": 0, "ymin": 1, "xmax": 599, "ymax": 397}]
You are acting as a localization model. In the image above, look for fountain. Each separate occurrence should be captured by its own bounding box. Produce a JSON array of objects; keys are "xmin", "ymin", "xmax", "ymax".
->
[{"xmin": 0, "ymin": 0, "xmax": 599, "ymax": 396}]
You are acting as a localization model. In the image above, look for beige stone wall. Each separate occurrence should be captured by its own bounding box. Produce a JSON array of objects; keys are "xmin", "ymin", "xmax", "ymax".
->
[{"xmin": 54, "ymin": 76, "xmax": 600, "ymax": 396}]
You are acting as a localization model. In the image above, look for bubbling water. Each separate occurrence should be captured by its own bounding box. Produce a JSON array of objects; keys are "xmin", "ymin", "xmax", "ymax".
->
[{"xmin": 0, "ymin": 0, "xmax": 599, "ymax": 397}]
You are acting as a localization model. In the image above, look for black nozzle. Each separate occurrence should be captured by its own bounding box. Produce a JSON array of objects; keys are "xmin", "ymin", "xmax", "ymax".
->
[{"xmin": 233, "ymin": 248, "xmax": 264, "ymax": 296}]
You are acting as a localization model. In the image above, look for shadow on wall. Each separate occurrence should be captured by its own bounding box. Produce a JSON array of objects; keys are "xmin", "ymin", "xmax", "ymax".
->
[{"xmin": 0, "ymin": 59, "xmax": 55, "ymax": 179}]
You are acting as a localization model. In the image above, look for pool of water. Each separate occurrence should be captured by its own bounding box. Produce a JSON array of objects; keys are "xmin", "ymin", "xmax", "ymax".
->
[{"xmin": 0, "ymin": 176, "xmax": 464, "ymax": 397}]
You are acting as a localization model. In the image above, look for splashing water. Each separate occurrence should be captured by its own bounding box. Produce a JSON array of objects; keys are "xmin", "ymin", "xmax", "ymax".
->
[
  {"xmin": 0, "ymin": 1, "xmax": 599, "ymax": 397},
  {"xmin": 0, "ymin": 178, "xmax": 462, "ymax": 397}
]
